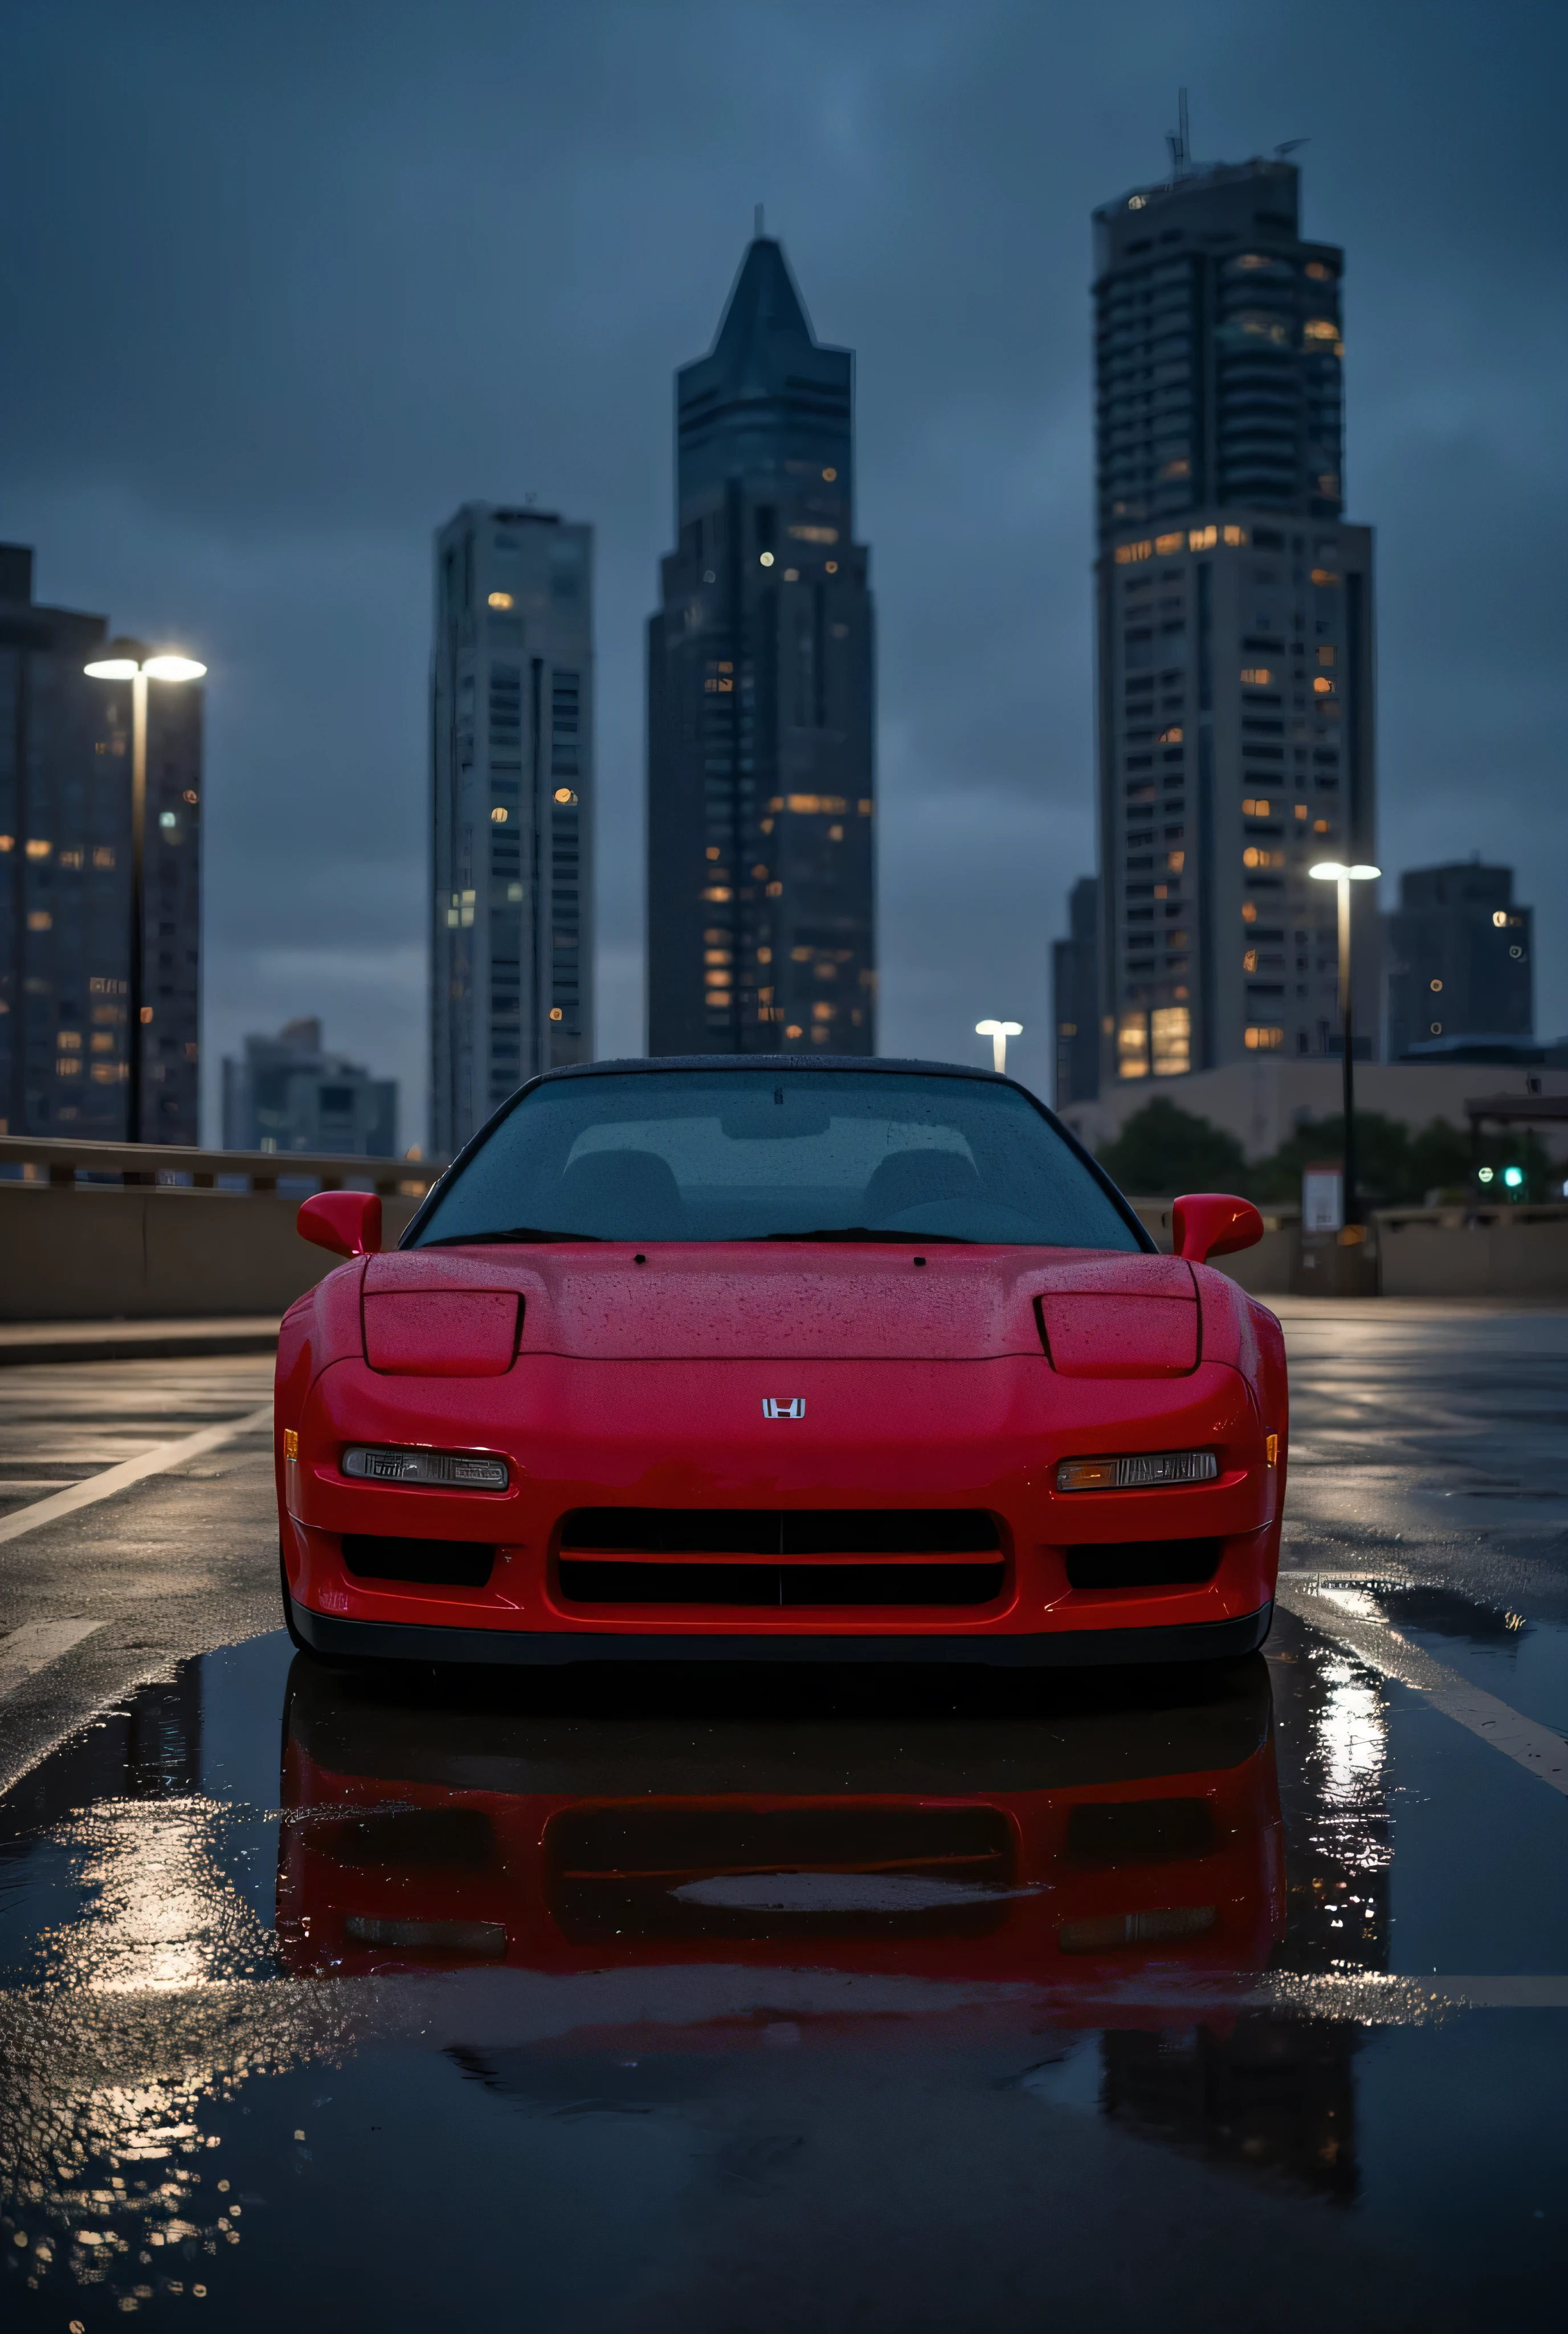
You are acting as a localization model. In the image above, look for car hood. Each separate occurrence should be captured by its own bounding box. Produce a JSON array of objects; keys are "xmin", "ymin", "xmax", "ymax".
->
[{"xmin": 361, "ymin": 1244, "xmax": 1206, "ymax": 1375}]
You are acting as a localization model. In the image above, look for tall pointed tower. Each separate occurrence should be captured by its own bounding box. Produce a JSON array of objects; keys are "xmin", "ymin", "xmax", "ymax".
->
[{"xmin": 647, "ymin": 236, "xmax": 875, "ymax": 1055}]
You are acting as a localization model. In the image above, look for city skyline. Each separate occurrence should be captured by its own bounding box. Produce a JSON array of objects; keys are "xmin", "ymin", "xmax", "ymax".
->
[{"xmin": 2, "ymin": 5, "xmax": 1563, "ymax": 1137}]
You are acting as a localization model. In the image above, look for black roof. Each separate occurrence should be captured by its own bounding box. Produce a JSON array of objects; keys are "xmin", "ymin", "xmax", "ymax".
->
[{"xmin": 534, "ymin": 1054, "xmax": 1014, "ymax": 1087}]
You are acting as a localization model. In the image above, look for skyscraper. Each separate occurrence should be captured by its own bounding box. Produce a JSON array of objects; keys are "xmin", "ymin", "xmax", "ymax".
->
[
  {"xmin": 1091, "ymin": 150, "xmax": 1376, "ymax": 1092},
  {"xmin": 0, "ymin": 544, "xmax": 201, "ymax": 1141},
  {"xmin": 647, "ymin": 235, "xmax": 875, "ymax": 1055},
  {"xmin": 431, "ymin": 504, "xmax": 594, "ymax": 1153},
  {"xmin": 1052, "ymin": 875, "xmax": 1100, "ymax": 1108},
  {"xmin": 222, "ymin": 1018, "xmax": 398, "ymax": 1156},
  {"xmin": 1385, "ymin": 862, "xmax": 1533, "ymax": 1060}
]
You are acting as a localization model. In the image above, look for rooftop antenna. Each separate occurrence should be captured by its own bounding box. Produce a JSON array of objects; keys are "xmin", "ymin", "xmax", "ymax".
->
[
  {"xmin": 1166, "ymin": 86, "xmax": 1191, "ymax": 177},
  {"xmin": 1275, "ymin": 136, "xmax": 1309, "ymax": 158},
  {"xmin": 754, "ymin": 202, "xmax": 765, "ymax": 238}
]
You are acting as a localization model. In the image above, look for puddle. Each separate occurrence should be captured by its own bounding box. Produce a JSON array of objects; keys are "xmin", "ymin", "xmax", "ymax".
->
[{"xmin": 0, "ymin": 1633, "xmax": 1565, "ymax": 2326}]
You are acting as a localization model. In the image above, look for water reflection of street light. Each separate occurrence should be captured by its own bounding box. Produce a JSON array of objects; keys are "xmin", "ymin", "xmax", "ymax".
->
[
  {"xmin": 1309, "ymin": 860, "xmax": 1380, "ymax": 1223},
  {"xmin": 975, "ymin": 1018, "xmax": 1023, "ymax": 1078},
  {"xmin": 83, "ymin": 642, "xmax": 207, "ymax": 1142}
]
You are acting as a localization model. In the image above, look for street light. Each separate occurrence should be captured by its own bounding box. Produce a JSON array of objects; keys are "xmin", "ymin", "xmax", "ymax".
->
[
  {"xmin": 975, "ymin": 1018, "xmax": 1023, "ymax": 1078},
  {"xmin": 1309, "ymin": 860, "xmax": 1380, "ymax": 1223},
  {"xmin": 83, "ymin": 639, "xmax": 207, "ymax": 1142}
]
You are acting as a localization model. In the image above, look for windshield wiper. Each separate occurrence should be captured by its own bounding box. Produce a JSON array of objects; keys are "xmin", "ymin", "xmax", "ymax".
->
[
  {"xmin": 758, "ymin": 1226, "xmax": 977, "ymax": 1244},
  {"xmin": 418, "ymin": 1226, "xmax": 606, "ymax": 1246}
]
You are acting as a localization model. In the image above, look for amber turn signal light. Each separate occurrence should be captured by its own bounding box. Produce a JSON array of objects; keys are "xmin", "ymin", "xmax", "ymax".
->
[{"xmin": 1056, "ymin": 1449, "xmax": 1219, "ymax": 1492}]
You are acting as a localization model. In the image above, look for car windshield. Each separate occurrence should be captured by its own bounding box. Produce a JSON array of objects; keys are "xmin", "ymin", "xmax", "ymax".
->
[{"xmin": 409, "ymin": 1070, "xmax": 1143, "ymax": 1250}]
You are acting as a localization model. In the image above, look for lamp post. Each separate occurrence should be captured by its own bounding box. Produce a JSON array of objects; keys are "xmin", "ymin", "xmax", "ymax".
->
[
  {"xmin": 975, "ymin": 1018, "xmax": 1023, "ymax": 1078},
  {"xmin": 83, "ymin": 641, "xmax": 207, "ymax": 1142},
  {"xmin": 1308, "ymin": 860, "xmax": 1380, "ymax": 1222}
]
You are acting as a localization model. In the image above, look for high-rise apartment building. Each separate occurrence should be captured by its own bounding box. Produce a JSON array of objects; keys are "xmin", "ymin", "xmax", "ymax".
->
[
  {"xmin": 1052, "ymin": 875, "xmax": 1101, "ymax": 1107},
  {"xmin": 1091, "ymin": 154, "xmax": 1376, "ymax": 1091},
  {"xmin": 222, "ymin": 1017, "xmax": 398, "ymax": 1156},
  {"xmin": 0, "ymin": 544, "xmax": 201, "ymax": 1140},
  {"xmin": 1385, "ymin": 862, "xmax": 1533, "ymax": 1060},
  {"xmin": 647, "ymin": 236, "xmax": 875, "ymax": 1055},
  {"xmin": 431, "ymin": 504, "xmax": 594, "ymax": 1152}
]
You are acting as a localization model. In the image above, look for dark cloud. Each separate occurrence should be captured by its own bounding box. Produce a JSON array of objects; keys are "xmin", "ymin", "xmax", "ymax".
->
[{"xmin": 2, "ymin": 0, "xmax": 1563, "ymax": 1131}]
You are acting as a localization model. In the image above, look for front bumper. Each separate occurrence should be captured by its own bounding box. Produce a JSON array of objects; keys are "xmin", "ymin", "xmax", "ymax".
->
[{"xmin": 285, "ymin": 1591, "xmax": 1274, "ymax": 1668}]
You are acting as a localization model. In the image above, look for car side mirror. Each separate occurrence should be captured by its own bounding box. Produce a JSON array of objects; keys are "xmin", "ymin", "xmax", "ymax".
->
[
  {"xmin": 1172, "ymin": 1192, "xmax": 1264, "ymax": 1264},
  {"xmin": 297, "ymin": 1191, "xmax": 382, "ymax": 1259}
]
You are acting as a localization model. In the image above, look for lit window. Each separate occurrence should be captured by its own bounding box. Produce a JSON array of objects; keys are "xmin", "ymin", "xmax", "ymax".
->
[
  {"xmin": 1167, "ymin": 849, "xmax": 1185, "ymax": 871},
  {"xmin": 1158, "ymin": 460, "xmax": 1190, "ymax": 482},
  {"xmin": 1313, "ymin": 676, "xmax": 1334, "ymax": 695},
  {"xmin": 1113, "ymin": 540, "xmax": 1154, "ymax": 565},
  {"xmin": 822, "ymin": 468, "xmax": 837, "ymax": 482},
  {"xmin": 756, "ymin": 946, "xmax": 772, "ymax": 965},
  {"xmin": 93, "ymin": 847, "xmax": 115, "ymax": 868},
  {"xmin": 706, "ymin": 846, "xmax": 721, "ymax": 860},
  {"xmin": 812, "ymin": 1002, "xmax": 835, "ymax": 1021},
  {"xmin": 27, "ymin": 911, "xmax": 51, "ymax": 931},
  {"xmin": 491, "ymin": 806, "xmax": 508, "ymax": 823},
  {"xmin": 751, "ymin": 863, "xmax": 768, "ymax": 880},
  {"xmin": 1151, "ymin": 1004, "xmax": 1190, "ymax": 1077},
  {"xmin": 56, "ymin": 1056, "xmax": 82, "ymax": 1077},
  {"xmin": 487, "ymin": 591, "xmax": 514, "ymax": 610},
  {"xmin": 1222, "ymin": 526, "xmax": 1246, "ymax": 546},
  {"xmin": 1244, "ymin": 1025, "xmax": 1284, "ymax": 1050},
  {"xmin": 1311, "ymin": 567, "xmax": 1340, "ymax": 586},
  {"xmin": 549, "ymin": 1007, "xmax": 564, "ymax": 1022},
  {"xmin": 703, "ymin": 886, "xmax": 733, "ymax": 902},
  {"xmin": 0, "ymin": 834, "xmax": 11, "ymax": 851},
  {"xmin": 1305, "ymin": 262, "xmax": 1335, "ymax": 282},
  {"xmin": 1304, "ymin": 319, "xmax": 1340, "ymax": 341},
  {"xmin": 858, "ymin": 798, "xmax": 873, "ymax": 815},
  {"xmin": 824, "ymin": 561, "xmax": 838, "ymax": 574},
  {"xmin": 159, "ymin": 810, "xmax": 177, "ymax": 827},
  {"xmin": 704, "ymin": 969, "xmax": 730, "ymax": 988},
  {"xmin": 787, "ymin": 525, "xmax": 838, "ymax": 545},
  {"xmin": 184, "ymin": 789, "xmax": 198, "ymax": 805},
  {"xmin": 828, "ymin": 823, "xmax": 843, "ymax": 840},
  {"xmin": 1159, "ymin": 725, "xmax": 1183, "ymax": 744},
  {"xmin": 1240, "ymin": 667, "xmax": 1271, "ymax": 685},
  {"xmin": 1314, "ymin": 818, "xmax": 1330, "ymax": 834},
  {"xmin": 1127, "ymin": 194, "xmax": 1146, "ymax": 210},
  {"xmin": 759, "ymin": 552, "xmax": 775, "ymax": 567},
  {"xmin": 1243, "ymin": 846, "xmax": 1284, "ymax": 869},
  {"xmin": 1317, "ymin": 645, "xmax": 1336, "ymax": 667},
  {"xmin": 1241, "ymin": 902, "xmax": 1257, "ymax": 924},
  {"xmin": 783, "ymin": 568, "xmax": 799, "ymax": 582},
  {"xmin": 25, "ymin": 839, "xmax": 50, "ymax": 859},
  {"xmin": 91, "ymin": 1033, "xmax": 113, "ymax": 1052},
  {"xmin": 1430, "ymin": 978, "xmax": 1443, "ymax": 993},
  {"xmin": 1242, "ymin": 798, "xmax": 1271, "ymax": 817},
  {"xmin": 766, "ymin": 880, "xmax": 783, "ymax": 897},
  {"xmin": 1243, "ymin": 949, "xmax": 1257, "ymax": 972},
  {"xmin": 785, "ymin": 1023, "xmax": 803, "ymax": 1039},
  {"xmin": 1295, "ymin": 805, "xmax": 1308, "ymax": 821},
  {"xmin": 554, "ymin": 787, "xmax": 577, "ymax": 804},
  {"xmin": 1154, "ymin": 532, "xmax": 1185, "ymax": 555},
  {"xmin": 58, "ymin": 1030, "xmax": 82, "ymax": 1049},
  {"xmin": 58, "ymin": 847, "xmax": 83, "ymax": 869},
  {"xmin": 1492, "ymin": 911, "xmax": 1508, "ymax": 928},
  {"xmin": 704, "ymin": 949, "xmax": 732, "ymax": 967},
  {"xmin": 1116, "ymin": 1011, "xmax": 1149, "ymax": 1080},
  {"xmin": 1187, "ymin": 525, "xmax": 1218, "ymax": 550}
]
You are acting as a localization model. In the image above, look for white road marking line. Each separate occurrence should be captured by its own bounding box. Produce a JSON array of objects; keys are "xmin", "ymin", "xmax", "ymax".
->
[
  {"xmin": 1276, "ymin": 1575, "xmax": 1568, "ymax": 1797},
  {"xmin": 0, "ymin": 1618, "xmax": 104, "ymax": 1695},
  {"xmin": 0, "ymin": 1404, "xmax": 273, "ymax": 1547}
]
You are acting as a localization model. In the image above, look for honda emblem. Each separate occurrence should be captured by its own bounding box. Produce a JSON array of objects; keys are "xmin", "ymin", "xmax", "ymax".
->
[{"xmin": 762, "ymin": 1397, "xmax": 806, "ymax": 1420}]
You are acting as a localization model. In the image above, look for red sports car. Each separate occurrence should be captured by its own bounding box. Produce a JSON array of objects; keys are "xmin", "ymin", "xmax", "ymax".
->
[{"xmin": 276, "ymin": 1056, "xmax": 1284, "ymax": 1667}]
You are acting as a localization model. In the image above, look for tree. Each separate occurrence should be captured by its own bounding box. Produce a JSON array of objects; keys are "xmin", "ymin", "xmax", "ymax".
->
[{"xmin": 1097, "ymin": 1099, "xmax": 1249, "ymax": 1195}]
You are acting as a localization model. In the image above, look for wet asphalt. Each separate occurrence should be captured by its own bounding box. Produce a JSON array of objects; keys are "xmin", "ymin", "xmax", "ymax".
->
[{"xmin": 0, "ymin": 1299, "xmax": 1565, "ymax": 2332}]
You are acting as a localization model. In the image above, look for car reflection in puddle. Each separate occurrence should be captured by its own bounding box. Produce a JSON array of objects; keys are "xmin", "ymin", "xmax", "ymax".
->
[{"xmin": 276, "ymin": 1654, "xmax": 1284, "ymax": 2027}]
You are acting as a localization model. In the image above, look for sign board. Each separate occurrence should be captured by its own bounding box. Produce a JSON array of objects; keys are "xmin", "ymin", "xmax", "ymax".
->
[{"xmin": 1302, "ymin": 1165, "xmax": 1344, "ymax": 1234}]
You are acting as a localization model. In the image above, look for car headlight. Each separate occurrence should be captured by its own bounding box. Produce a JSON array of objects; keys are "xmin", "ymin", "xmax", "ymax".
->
[
  {"xmin": 341, "ymin": 1445, "xmax": 509, "ymax": 1490},
  {"xmin": 1055, "ymin": 1448, "xmax": 1219, "ymax": 1492}
]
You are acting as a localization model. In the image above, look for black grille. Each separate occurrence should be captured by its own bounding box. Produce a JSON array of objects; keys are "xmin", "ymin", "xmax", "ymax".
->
[
  {"xmin": 560, "ymin": 1508, "xmax": 999, "ymax": 1556},
  {"xmin": 341, "ymin": 1535, "xmax": 495, "ymax": 1587},
  {"xmin": 1064, "ymin": 1539, "xmax": 1220, "ymax": 1590},
  {"xmin": 557, "ymin": 1560, "xmax": 1005, "ymax": 1607},
  {"xmin": 546, "ymin": 1802, "xmax": 1015, "ymax": 1941}
]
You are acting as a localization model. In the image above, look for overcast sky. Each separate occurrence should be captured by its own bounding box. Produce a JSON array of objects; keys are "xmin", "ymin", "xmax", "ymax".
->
[{"xmin": 3, "ymin": 0, "xmax": 1564, "ymax": 1139}]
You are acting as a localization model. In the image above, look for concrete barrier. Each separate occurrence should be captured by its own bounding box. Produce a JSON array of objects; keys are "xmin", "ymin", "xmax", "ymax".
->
[
  {"xmin": 1, "ymin": 1184, "xmax": 425, "ymax": 1321},
  {"xmin": 1374, "ymin": 1205, "xmax": 1568, "ymax": 1298}
]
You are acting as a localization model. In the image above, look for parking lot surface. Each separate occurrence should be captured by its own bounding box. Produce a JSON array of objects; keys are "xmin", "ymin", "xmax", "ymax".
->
[{"xmin": 1, "ymin": 1299, "xmax": 1565, "ymax": 2330}]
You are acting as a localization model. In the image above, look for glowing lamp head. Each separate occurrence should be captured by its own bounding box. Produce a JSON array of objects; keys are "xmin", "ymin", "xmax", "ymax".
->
[{"xmin": 142, "ymin": 655, "xmax": 206, "ymax": 682}]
